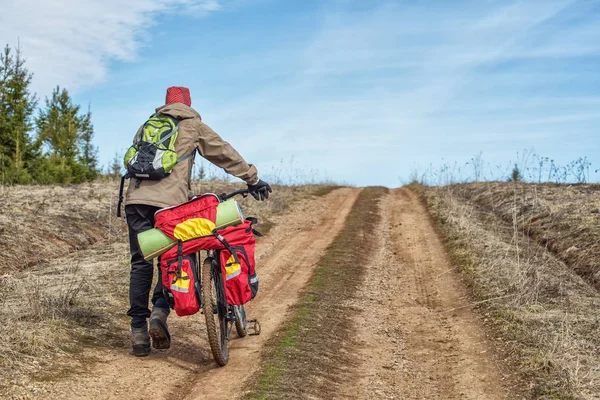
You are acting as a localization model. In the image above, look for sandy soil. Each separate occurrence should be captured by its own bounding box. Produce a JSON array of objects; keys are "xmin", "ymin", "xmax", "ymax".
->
[{"xmin": 341, "ymin": 188, "xmax": 509, "ymax": 399}]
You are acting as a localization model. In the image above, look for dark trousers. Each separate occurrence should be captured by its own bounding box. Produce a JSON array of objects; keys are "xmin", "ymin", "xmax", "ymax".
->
[{"xmin": 126, "ymin": 204, "xmax": 169, "ymax": 328}]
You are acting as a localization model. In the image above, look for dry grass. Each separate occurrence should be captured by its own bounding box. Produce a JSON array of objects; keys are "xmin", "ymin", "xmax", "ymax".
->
[
  {"xmin": 0, "ymin": 179, "xmax": 338, "ymax": 396},
  {"xmin": 422, "ymin": 183, "xmax": 600, "ymax": 399},
  {"xmin": 0, "ymin": 182, "xmax": 120, "ymax": 273},
  {"xmin": 450, "ymin": 182, "xmax": 600, "ymax": 288}
]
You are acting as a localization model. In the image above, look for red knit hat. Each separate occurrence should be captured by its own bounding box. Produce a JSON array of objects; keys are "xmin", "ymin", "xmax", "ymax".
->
[{"xmin": 165, "ymin": 86, "xmax": 191, "ymax": 107}]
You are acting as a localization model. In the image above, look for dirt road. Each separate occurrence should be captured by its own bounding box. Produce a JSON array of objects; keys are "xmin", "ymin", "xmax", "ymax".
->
[
  {"xmin": 343, "ymin": 188, "xmax": 508, "ymax": 399},
  {"xmin": 41, "ymin": 187, "xmax": 360, "ymax": 400},
  {"xmin": 37, "ymin": 187, "xmax": 510, "ymax": 399}
]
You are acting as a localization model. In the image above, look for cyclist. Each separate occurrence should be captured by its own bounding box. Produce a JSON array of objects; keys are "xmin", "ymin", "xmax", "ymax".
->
[{"xmin": 124, "ymin": 86, "xmax": 272, "ymax": 356}]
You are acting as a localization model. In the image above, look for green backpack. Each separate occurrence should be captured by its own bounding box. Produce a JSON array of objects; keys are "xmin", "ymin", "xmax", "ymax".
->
[{"xmin": 117, "ymin": 114, "xmax": 195, "ymax": 217}]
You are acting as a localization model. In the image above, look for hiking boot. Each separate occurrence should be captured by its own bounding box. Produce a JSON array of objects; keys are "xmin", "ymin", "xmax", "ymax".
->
[
  {"xmin": 131, "ymin": 324, "xmax": 150, "ymax": 357},
  {"xmin": 149, "ymin": 307, "xmax": 171, "ymax": 349}
]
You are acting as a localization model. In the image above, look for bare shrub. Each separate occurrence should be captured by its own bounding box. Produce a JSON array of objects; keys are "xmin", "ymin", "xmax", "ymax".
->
[
  {"xmin": 406, "ymin": 150, "xmax": 598, "ymax": 185},
  {"xmin": 26, "ymin": 264, "xmax": 86, "ymax": 322}
]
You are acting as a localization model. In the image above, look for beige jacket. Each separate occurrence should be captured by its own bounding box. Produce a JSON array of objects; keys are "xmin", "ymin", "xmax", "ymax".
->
[{"xmin": 125, "ymin": 103, "xmax": 258, "ymax": 209}]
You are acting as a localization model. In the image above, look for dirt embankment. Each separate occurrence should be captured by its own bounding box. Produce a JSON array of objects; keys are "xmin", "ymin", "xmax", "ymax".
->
[
  {"xmin": 453, "ymin": 182, "xmax": 600, "ymax": 288},
  {"xmin": 0, "ymin": 182, "xmax": 120, "ymax": 273},
  {"xmin": 422, "ymin": 182, "xmax": 600, "ymax": 399}
]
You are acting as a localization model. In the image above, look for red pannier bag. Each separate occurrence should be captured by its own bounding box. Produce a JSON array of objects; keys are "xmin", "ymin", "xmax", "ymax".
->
[
  {"xmin": 155, "ymin": 194, "xmax": 219, "ymax": 317},
  {"xmin": 217, "ymin": 221, "xmax": 258, "ymax": 305},
  {"xmin": 159, "ymin": 218, "xmax": 259, "ymax": 259},
  {"xmin": 159, "ymin": 216, "xmax": 260, "ymax": 313},
  {"xmin": 154, "ymin": 194, "xmax": 220, "ymax": 242},
  {"xmin": 161, "ymin": 254, "xmax": 201, "ymax": 316}
]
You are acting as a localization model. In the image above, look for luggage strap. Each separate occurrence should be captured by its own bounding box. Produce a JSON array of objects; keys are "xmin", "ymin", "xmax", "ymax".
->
[
  {"xmin": 245, "ymin": 217, "xmax": 263, "ymax": 237},
  {"xmin": 213, "ymin": 227, "xmax": 256, "ymax": 291},
  {"xmin": 212, "ymin": 230, "xmax": 241, "ymax": 266},
  {"xmin": 176, "ymin": 240, "xmax": 184, "ymax": 279},
  {"xmin": 170, "ymin": 242, "xmax": 202, "ymax": 306}
]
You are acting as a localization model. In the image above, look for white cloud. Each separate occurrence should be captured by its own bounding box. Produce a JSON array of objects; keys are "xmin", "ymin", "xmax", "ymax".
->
[{"xmin": 0, "ymin": 0, "xmax": 223, "ymax": 97}]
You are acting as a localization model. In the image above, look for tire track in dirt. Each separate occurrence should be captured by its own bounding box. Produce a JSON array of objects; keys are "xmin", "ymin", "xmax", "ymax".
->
[
  {"xmin": 39, "ymin": 188, "xmax": 360, "ymax": 400},
  {"xmin": 342, "ymin": 188, "xmax": 508, "ymax": 399},
  {"xmin": 181, "ymin": 187, "xmax": 360, "ymax": 400}
]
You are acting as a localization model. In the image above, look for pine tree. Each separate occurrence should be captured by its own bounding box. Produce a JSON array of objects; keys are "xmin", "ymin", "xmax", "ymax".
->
[
  {"xmin": 0, "ymin": 44, "xmax": 38, "ymax": 183},
  {"xmin": 78, "ymin": 105, "xmax": 99, "ymax": 181},
  {"xmin": 35, "ymin": 86, "xmax": 93, "ymax": 184},
  {"xmin": 193, "ymin": 159, "xmax": 206, "ymax": 181},
  {"xmin": 108, "ymin": 152, "xmax": 123, "ymax": 180},
  {"xmin": 508, "ymin": 164, "xmax": 523, "ymax": 182}
]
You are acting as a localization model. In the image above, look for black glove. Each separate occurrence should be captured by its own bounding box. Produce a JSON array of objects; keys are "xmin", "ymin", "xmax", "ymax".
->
[{"xmin": 247, "ymin": 179, "xmax": 272, "ymax": 201}]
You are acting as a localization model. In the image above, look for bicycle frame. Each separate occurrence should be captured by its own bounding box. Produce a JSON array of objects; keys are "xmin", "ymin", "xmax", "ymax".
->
[{"xmin": 200, "ymin": 249, "xmax": 247, "ymax": 337}]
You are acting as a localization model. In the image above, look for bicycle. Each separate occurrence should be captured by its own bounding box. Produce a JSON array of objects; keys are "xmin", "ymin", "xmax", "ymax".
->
[{"xmin": 193, "ymin": 188, "xmax": 261, "ymax": 366}]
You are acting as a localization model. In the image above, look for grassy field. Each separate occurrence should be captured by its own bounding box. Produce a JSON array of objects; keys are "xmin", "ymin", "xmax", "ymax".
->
[{"xmin": 419, "ymin": 182, "xmax": 600, "ymax": 399}]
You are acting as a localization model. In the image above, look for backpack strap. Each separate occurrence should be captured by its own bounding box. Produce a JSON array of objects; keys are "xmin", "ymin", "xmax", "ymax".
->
[
  {"xmin": 156, "ymin": 122, "xmax": 179, "ymax": 146},
  {"xmin": 177, "ymin": 149, "xmax": 195, "ymax": 163},
  {"xmin": 117, "ymin": 174, "xmax": 128, "ymax": 217}
]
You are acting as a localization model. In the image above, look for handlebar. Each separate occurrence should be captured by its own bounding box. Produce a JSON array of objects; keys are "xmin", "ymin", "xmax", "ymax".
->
[
  {"xmin": 219, "ymin": 188, "xmax": 249, "ymax": 201},
  {"xmin": 188, "ymin": 188, "xmax": 250, "ymax": 202}
]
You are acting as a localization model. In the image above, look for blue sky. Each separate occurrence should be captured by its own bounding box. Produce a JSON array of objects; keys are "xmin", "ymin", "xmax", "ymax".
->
[{"xmin": 2, "ymin": 0, "xmax": 600, "ymax": 186}]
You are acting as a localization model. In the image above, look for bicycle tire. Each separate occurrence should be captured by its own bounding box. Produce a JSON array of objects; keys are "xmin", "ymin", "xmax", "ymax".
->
[
  {"xmin": 233, "ymin": 305, "xmax": 248, "ymax": 338},
  {"xmin": 202, "ymin": 257, "xmax": 229, "ymax": 366}
]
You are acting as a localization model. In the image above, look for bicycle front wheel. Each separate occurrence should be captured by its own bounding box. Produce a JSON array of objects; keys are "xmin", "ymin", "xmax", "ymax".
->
[
  {"xmin": 202, "ymin": 257, "xmax": 229, "ymax": 366},
  {"xmin": 233, "ymin": 305, "xmax": 248, "ymax": 338}
]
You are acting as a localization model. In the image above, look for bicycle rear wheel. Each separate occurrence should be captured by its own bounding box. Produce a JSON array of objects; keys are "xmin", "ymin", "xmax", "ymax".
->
[{"xmin": 202, "ymin": 257, "xmax": 229, "ymax": 366}]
